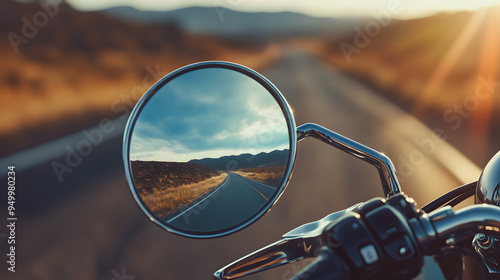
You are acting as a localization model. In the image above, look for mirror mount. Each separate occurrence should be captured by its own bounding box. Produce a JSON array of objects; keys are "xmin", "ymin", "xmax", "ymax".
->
[{"xmin": 297, "ymin": 123, "xmax": 401, "ymax": 197}]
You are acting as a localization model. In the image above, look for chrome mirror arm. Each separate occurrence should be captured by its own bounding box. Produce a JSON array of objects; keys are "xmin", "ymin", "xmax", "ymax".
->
[
  {"xmin": 297, "ymin": 123, "xmax": 401, "ymax": 197},
  {"xmin": 214, "ymin": 124, "xmax": 402, "ymax": 279}
]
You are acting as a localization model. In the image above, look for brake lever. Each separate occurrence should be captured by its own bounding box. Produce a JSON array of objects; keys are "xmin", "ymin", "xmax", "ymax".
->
[
  {"xmin": 282, "ymin": 203, "xmax": 362, "ymax": 239},
  {"xmin": 213, "ymin": 237, "xmax": 320, "ymax": 279},
  {"xmin": 213, "ymin": 204, "xmax": 362, "ymax": 279}
]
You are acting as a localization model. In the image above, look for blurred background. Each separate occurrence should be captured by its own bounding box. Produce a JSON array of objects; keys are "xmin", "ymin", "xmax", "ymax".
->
[{"xmin": 0, "ymin": 0, "xmax": 499, "ymax": 279}]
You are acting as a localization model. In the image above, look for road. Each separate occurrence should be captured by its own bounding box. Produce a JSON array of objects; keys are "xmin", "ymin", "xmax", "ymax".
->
[
  {"xmin": 0, "ymin": 49, "xmax": 482, "ymax": 280},
  {"xmin": 167, "ymin": 172, "xmax": 276, "ymax": 233}
]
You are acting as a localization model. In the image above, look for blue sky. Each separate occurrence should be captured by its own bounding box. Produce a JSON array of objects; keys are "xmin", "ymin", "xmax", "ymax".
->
[
  {"xmin": 130, "ymin": 68, "xmax": 290, "ymax": 162},
  {"xmin": 68, "ymin": 0, "xmax": 500, "ymax": 19}
]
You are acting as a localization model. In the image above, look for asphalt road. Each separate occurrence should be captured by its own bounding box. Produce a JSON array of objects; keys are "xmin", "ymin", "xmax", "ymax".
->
[
  {"xmin": 0, "ymin": 49, "xmax": 482, "ymax": 280},
  {"xmin": 167, "ymin": 173, "xmax": 276, "ymax": 233}
]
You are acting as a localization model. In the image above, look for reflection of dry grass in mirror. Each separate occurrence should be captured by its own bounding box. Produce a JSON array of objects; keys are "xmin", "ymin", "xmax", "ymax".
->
[
  {"xmin": 141, "ymin": 173, "xmax": 228, "ymax": 218},
  {"xmin": 131, "ymin": 161, "xmax": 228, "ymax": 217},
  {"xmin": 234, "ymin": 165, "xmax": 286, "ymax": 187}
]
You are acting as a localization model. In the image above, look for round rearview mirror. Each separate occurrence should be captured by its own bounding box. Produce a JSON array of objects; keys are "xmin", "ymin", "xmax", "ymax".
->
[{"xmin": 123, "ymin": 61, "xmax": 296, "ymax": 238}]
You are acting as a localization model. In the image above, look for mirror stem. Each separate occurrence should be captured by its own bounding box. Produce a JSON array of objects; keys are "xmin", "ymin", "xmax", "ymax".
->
[{"xmin": 297, "ymin": 123, "xmax": 401, "ymax": 197}]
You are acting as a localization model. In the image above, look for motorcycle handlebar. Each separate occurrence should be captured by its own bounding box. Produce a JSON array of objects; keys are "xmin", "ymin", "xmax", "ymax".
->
[
  {"xmin": 291, "ymin": 200, "xmax": 500, "ymax": 280},
  {"xmin": 290, "ymin": 246, "xmax": 351, "ymax": 280},
  {"xmin": 214, "ymin": 197, "xmax": 500, "ymax": 280},
  {"xmin": 429, "ymin": 204, "xmax": 500, "ymax": 246}
]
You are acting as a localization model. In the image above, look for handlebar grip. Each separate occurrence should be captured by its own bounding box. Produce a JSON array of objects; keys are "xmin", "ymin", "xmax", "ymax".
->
[{"xmin": 290, "ymin": 246, "xmax": 350, "ymax": 280}]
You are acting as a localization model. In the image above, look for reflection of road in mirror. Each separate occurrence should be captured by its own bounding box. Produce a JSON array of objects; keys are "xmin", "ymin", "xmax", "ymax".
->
[
  {"xmin": 131, "ymin": 149, "xmax": 288, "ymax": 232},
  {"xmin": 131, "ymin": 160, "xmax": 228, "ymax": 218},
  {"xmin": 165, "ymin": 172, "xmax": 277, "ymax": 232}
]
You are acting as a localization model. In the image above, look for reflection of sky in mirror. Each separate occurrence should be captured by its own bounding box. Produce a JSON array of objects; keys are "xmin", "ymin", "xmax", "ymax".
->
[{"xmin": 130, "ymin": 68, "xmax": 289, "ymax": 162}]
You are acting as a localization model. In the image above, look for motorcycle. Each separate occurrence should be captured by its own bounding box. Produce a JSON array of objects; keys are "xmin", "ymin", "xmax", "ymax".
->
[{"xmin": 122, "ymin": 61, "xmax": 500, "ymax": 279}]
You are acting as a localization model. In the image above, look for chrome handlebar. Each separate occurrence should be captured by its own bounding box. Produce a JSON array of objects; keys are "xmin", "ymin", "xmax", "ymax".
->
[
  {"xmin": 429, "ymin": 204, "xmax": 500, "ymax": 248},
  {"xmin": 214, "ymin": 203, "xmax": 500, "ymax": 280}
]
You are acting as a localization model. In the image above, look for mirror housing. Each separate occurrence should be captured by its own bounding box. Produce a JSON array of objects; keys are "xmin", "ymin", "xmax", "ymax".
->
[{"xmin": 123, "ymin": 61, "xmax": 297, "ymax": 238}]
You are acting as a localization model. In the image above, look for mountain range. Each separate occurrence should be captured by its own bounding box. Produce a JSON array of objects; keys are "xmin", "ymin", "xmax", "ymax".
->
[
  {"xmin": 102, "ymin": 6, "xmax": 359, "ymax": 39},
  {"xmin": 189, "ymin": 149, "xmax": 289, "ymax": 171}
]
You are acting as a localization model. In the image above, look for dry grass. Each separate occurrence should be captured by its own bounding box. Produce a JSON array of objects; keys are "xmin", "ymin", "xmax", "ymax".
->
[
  {"xmin": 0, "ymin": 2, "xmax": 281, "ymax": 156},
  {"xmin": 140, "ymin": 173, "xmax": 228, "ymax": 218},
  {"xmin": 234, "ymin": 165, "xmax": 286, "ymax": 187},
  {"xmin": 304, "ymin": 10, "xmax": 500, "ymax": 165},
  {"xmin": 314, "ymin": 11, "xmax": 500, "ymax": 115}
]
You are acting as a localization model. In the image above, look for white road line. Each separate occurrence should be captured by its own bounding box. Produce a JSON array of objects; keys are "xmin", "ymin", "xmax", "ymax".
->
[
  {"xmin": 166, "ymin": 174, "xmax": 230, "ymax": 224},
  {"xmin": 243, "ymin": 181, "xmax": 269, "ymax": 201},
  {"xmin": 250, "ymin": 180, "xmax": 277, "ymax": 190},
  {"xmin": 234, "ymin": 173, "xmax": 277, "ymax": 190},
  {"xmin": 0, "ymin": 117, "xmax": 126, "ymax": 171}
]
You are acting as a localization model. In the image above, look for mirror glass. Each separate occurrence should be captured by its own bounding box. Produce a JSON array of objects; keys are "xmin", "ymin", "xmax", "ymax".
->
[{"xmin": 126, "ymin": 64, "xmax": 293, "ymax": 236}]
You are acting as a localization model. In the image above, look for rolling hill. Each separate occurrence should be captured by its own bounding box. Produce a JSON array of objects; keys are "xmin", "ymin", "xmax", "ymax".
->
[
  {"xmin": 102, "ymin": 6, "xmax": 358, "ymax": 39},
  {"xmin": 189, "ymin": 149, "xmax": 289, "ymax": 171}
]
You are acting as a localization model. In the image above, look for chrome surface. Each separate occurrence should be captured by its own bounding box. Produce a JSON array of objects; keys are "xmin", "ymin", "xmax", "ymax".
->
[
  {"xmin": 473, "ymin": 234, "xmax": 500, "ymax": 273},
  {"xmin": 214, "ymin": 205, "xmax": 360, "ymax": 279},
  {"xmin": 428, "ymin": 205, "xmax": 500, "ymax": 274},
  {"xmin": 213, "ymin": 238, "xmax": 322, "ymax": 280},
  {"xmin": 123, "ymin": 61, "xmax": 297, "ymax": 238},
  {"xmin": 430, "ymin": 204, "xmax": 500, "ymax": 244},
  {"xmin": 429, "ymin": 206, "xmax": 455, "ymax": 223},
  {"xmin": 297, "ymin": 123, "xmax": 401, "ymax": 197},
  {"xmin": 475, "ymin": 233, "xmax": 495, "ymax": 250},
  {"xmin": 282, "ymin": 203, "xmax": 362, "ymax": 239},
  {"xmin": 474, "ymin": 151, "xmax": 500, "ymax": 273},
  {"xmin": 476, "ymin": 151, "xmax": 500, "ymax": 206}
]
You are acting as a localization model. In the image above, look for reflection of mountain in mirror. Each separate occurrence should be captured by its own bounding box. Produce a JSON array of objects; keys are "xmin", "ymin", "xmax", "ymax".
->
[{"xmin": 190, "ymin": 149, "xmax": 289, "ymax": 187}]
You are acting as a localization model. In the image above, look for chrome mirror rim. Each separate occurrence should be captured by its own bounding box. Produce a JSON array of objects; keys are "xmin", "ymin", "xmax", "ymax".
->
[{"xmin": 122, "ymin": 61, "xmax": 297, "ymax": 238}]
